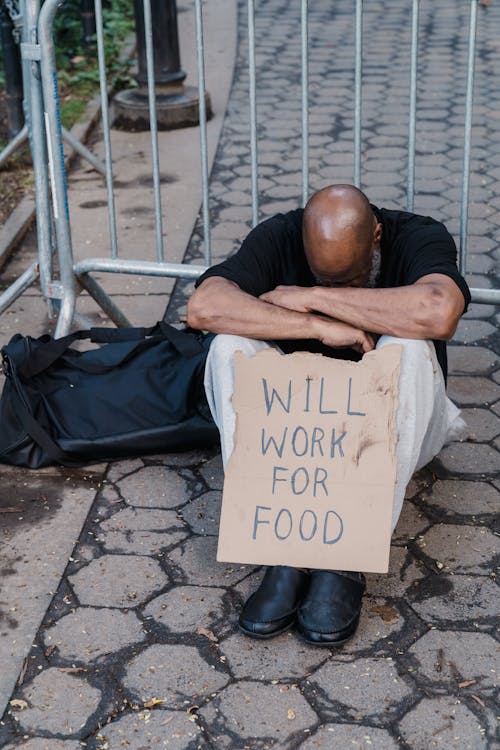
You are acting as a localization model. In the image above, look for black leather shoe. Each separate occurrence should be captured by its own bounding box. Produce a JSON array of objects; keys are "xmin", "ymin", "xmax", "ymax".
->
[
  {"xmin": 239, "ymin": 566, "xmax": 309, "ymax": 639},
  {"xmin": 296, "ymin": 570, "xmax": 365, "ymax": 646}
]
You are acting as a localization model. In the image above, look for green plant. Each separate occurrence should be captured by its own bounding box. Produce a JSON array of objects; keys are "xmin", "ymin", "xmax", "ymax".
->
[{"xmin": 51, "ymin": 0, "xmax": 135, "ymax": 129}]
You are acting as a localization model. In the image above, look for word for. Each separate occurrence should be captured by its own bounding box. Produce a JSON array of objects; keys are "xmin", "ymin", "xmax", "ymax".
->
[
  {"xmin": 252, "ymin": 505, "xmax": 344, "ymax": 544},
  {"xmin": 262, "ymin": 376, "xmax": 366, "ymax": 417},
  {"xmin": 271, "ymin": 465, "xmax": 328, "ymax": 497}
]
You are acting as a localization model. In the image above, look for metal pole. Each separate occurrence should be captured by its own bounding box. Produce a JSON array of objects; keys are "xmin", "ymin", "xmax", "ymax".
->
[
  {"xmin": 143, "ymin": 0, "xmax": 165, "ymax": 262},
  {"xmin": 301, "ymin": 0, "xmax": 309, "ymax": 207},
  {"xmin": 81, "ymin": 0, "xmax": 96, "ymax": 47},
  {"xmin": 407, "ymin": 0, "xmax": 420, "ymax": 212},
  {"xmin": 38, "ymin": 0, "xmax": 78, "ymax": 335},
  {"xmin": 94, "ymin": 0, "xmax": 119, "ymax": 259},
  {"xmin": 248, "ymin": 0, "xmax": 258, "ymax": 226},
  {"xmin": 22, "ymin": 0, "xmax": 54, "ymax": 306},
  {"xmin": 113, "ymin": 0, "xmax": 212, "ymax": 131},
  {"xmin": 459, "ymin": 0, "xmax": 478, "ymax": 276},
  {"xmin": 354, "ymin": 0, "xmax": 363, "ymax": 189},
  {"xmin": 194, "ymin": 0, "xmax": 211, "ymax": 264}
]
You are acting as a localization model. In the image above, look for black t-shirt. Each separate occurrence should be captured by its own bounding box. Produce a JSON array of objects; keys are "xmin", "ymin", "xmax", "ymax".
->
[{"xmin": 196, "ymin": 206, "xmax": 471, "ymax": 380}]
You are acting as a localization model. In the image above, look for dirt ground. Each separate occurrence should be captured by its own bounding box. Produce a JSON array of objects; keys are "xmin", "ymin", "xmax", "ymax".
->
[{"xmin": 0, "ymin": 91, "xmax": 33, "ymax": 225}]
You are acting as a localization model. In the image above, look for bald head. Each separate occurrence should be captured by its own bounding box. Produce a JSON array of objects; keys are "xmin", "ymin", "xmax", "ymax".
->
[{"xmin": 303, "ymin": 185, "xmax": 381, "ymax": 286}]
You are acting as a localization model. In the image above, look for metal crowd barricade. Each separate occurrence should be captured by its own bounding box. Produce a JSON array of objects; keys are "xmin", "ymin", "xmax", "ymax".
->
[{"xmin": 1, "ymin": 0, "xmax": 498, "ymax": 337}]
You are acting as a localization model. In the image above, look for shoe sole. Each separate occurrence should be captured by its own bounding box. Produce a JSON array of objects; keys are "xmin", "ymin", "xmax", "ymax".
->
[
  {"xmin": 295, "ymin": 619, "xmax": 359, "ymax": 647},
  {"xmin": 238, "ymin": 620, "xmax": 295, "ymax": 640}
]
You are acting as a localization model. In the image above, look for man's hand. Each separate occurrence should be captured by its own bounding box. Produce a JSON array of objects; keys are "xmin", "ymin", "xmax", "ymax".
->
[
  {"xmin": 313, "ymin": 316, "xmax": 376, "ymax": 353},
  {"xmin": 260, "ymin": 285, "xmax": 312, "ymax": 313}
]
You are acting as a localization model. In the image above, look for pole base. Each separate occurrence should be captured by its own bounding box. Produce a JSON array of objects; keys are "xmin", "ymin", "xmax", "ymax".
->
[{"xmin": 112, "ymin": 85, "xmax": 213, "ymax": 131}]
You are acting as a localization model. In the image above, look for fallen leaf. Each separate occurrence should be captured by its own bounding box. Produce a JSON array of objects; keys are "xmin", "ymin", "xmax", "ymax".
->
[
  {"xmin": 196, "ymin": 626, "xmax": 218, "ymax": 643},
  {"xmin": 458, "ymin": 679, "xmax": 476, "ymax": 688},
  {"xmin": 17, "ymin": 658, "xmax": 28, "ymax": 687},
  {"xmin": 143, "ymin": 698, "xmax": 165, "ymax": 708},
  {"xmin": 369, "ymin": 604, "xmax": 400, "ymax": 624},
  {"xmin": 287, "ymin": 709, "xmax": 296, "ymax": 720},
  {"xmin": 435, "ymin": 561, "xmax": 444, "ymax": 570},
  {"xmin": 471, "ymin": 694, "xmax": 485, "ymax": 707},
  {"xmin": 10, "ymin": 699, "xmax": 28, "ymax": 710}
]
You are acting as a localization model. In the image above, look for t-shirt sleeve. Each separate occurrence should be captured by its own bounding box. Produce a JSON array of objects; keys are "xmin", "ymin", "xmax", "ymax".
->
[
  {"xmin": 398, "ymin": 222, "xmax": 471, "ymax": 312},
  {"xmin": 195, "ymin": 216, "xmax": 288, "ymax": 297}
]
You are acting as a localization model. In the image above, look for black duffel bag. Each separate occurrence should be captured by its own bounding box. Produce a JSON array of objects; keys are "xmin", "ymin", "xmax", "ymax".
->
[{"xmin": 0, "ymin": 322, "xmax": 219, "ymax": 469}]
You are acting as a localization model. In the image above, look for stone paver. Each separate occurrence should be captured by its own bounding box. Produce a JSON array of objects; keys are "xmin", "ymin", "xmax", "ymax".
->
[
  {"xmin": 96, "ymin": 507, "xmax": 189, "ymax": 554},
  {"xmin": 143, "ymin": 585, "xmax": 227, "ymax": 633},
  {"xmin": 421, "ymin": 479, "xmax": 499, "ymax": 516},
  {"xmin": 408, "ymin": 630, "xmax": 498, "ymax": 692},
  {"xmin": 123, "ymin": 644, "xmax": 229, "ymax": 707},
  {"xmin": 298, "ymin": 724, "xmax": 400, "ymax": 749},
  {"xmin": 199, "ymin": 681, "xmax": 318, "ymax": 747},
  {"xmin": 366, "ymin": 546, "xmax": 426, "ymax": 597},
  {"xmin": 118, "ymin": 466, "xmax": 193, "ymax": 509},
  {"xmin": 418, "ymin": 524, "xmax": 498, "ymax": 575},
  {"xmin": 93, "ymin": 710, "xmax": 203, "ymax": 749},
  {"xmin": 167, "ymin": 536, "xmax": 250, "ymax": 586},
  {"xmin": 410, "ymin": 574, "xmax": 499, "ymax": 627},
  {"xmin": 308, "ymin": 657, "xmax": 413, "ymax": 724},
  {"xmin": 437, "ymin": 443, "xmax": 499, "ymax": 476},
  {"xmin": 460, "ymin": 408, "xmax": 500, "ymax": 442},
  {"xmin": 11, "ymin": 669, "xmax": 101, "ymax": 735},
  {"xmin": 180, "ymin": 491, "xmax": 222, "ymax": 536},
  {"xmin": 1, "ymin": 1, "xmax": 499, "ymax": 748},
  {"xmin": 42, "ymin": 607, "xmax": 146, "ymax": 661},
  {"xmin": 398, "ymin": 695, "xmax": 488, "ymax": 749},
  {"xmin": 219, "ymin": 632, "xmax": 328, "ymax": 681},
  {"xmin": 69, "ymin": 554, "xmax": 169, "ymax": 607}
]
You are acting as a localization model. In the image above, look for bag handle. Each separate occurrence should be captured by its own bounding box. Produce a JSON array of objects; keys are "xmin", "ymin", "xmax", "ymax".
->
[{"xmin": 16, "ymin": 323, "xmax": 204, "ymax": 379}]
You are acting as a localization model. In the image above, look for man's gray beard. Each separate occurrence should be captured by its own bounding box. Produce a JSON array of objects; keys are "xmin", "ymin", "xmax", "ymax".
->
[{"xmin": 367, "ymin": 248, "xmax": 382, "ymax": 288}]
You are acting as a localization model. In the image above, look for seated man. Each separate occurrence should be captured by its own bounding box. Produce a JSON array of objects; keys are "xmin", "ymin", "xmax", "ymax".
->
[{"xmin": 187, "ymin": 184, "xmax": 470, "ymax": 647}]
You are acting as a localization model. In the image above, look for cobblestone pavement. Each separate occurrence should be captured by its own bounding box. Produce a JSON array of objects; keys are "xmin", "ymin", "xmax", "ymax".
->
[{"xmin": 1, "ymin": 1, "xmax": 499, "ymax": 748}]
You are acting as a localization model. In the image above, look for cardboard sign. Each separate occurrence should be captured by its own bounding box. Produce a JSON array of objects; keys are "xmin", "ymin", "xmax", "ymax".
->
[{"xmin": 216, "ymin": 345, "xmax": 402, "ymax": 573}]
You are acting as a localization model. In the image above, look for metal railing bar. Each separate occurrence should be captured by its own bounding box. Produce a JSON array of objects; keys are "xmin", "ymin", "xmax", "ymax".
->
[
  {"xmin": 38, "ymin": 0, "xmax": 77, "ymax": 335},
  {"xmin": 61, "ymin": 125, "xmax": 106, "ymax": 176},
  {"xmin": 194, "ymin": 0, "xmax": 211, "ymax": 265},
  {"xmin": 0, "ymin": 123, "xmax": 28, "ymax": 167},
  {"xmin": 77, "ymin": 272, "xmax": 133, "ymax": 328},
  {"xmin": 469, "ymin": 288, "xmax": 500, "ymax": 305},
  {"xmin": 407, "ymin": 0, "xmax": 419, "ymax": 212},
  {"xmin": 459, "ymin": 0, "xmax": 478, "ymax": 276},
  {"xmin": 94, "ymin": 0, "xmax": 119, "ymax": 258},
  {"xmin": 143, "ymin": 0, "xmax": 165, "ymax": 263},
  {"xmin": 23, "ymin": 0, "xmax": 53, "ymax": 304},
  {"xmin": 74, "ymin": 257, "xmax": 208, "ymax": 279},
  {"xmin": 248, "ymin": 0, "xmax": 258, "ymax": 227},
  {"xmin": 301, "ymin": 0, "xmax": 309, "ymax": 207},
  {"xmin": 353, "ymin": 0, "xmax": 363, "ymax": 189},
  {"xmin": 0, "ymin": 261, "xmax": 39, "ymax": 315}
]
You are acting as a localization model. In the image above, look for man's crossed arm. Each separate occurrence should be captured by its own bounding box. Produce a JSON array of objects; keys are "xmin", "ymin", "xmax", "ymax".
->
[{"xmin": 187, "ymin": 274, "xmax": 465, "ymax": 353}]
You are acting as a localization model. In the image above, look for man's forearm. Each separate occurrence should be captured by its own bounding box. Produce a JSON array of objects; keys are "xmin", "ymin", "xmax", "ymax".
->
[
  {"xmin": 261, "ymin": 275, "xmax": 463, "ymax": 340},
  {"xmin": 187, "ymin": 277, "xmax": 375, "ymax": 352},
  {"xmin": 188, "ymin": 278, "xmax": 320, "ymax": 340}
]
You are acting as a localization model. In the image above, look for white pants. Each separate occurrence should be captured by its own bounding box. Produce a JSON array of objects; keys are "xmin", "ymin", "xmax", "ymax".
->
[{"xmin": 204, "ymin": 335, "xmax": 465, "ymax": 532}]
